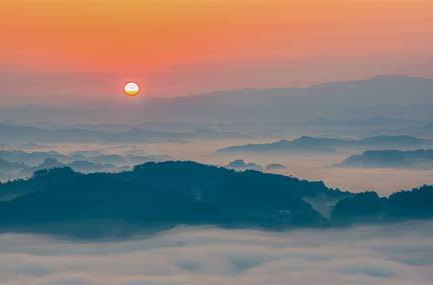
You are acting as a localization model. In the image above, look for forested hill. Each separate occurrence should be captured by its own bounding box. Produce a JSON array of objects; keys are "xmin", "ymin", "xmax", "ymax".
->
[{"xmin": 0, "ymin": 161, "xmax": 431, "ymax": 238}]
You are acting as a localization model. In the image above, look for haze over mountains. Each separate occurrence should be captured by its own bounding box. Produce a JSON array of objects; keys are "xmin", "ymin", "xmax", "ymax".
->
[
  {"xmin": 337, "ymin": 150, "xmax": 433, "ymax": 170},
  {"xmin": 1, "ymin": 79, "xmax": 433, "ymax": 285},
  {"xmin": 2, "ymin": 118, "xmax": 431, "ymax": 146},
  {"xmin": 3, "ymin": 0, "xmax": 433, "ymax": 283},
  {"xmin": 1, "ymin": 74, "xmax": 433, "ymax": 237},
  {"xmin": 0, "ymin": 149, "xmax": 170, "ymax": 182},
  {"xmin": 217, "ymin": 135, "xmax": 432, "ymax": 154},
  {"xmin": 1, "ymin": 75, "xmax": 433, "ymax": 123},
  {"xmin": 0, "ymin": 122, "xmax": 242, "ymax": 144}
]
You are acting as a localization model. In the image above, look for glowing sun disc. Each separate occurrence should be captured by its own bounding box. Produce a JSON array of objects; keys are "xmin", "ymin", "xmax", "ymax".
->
[{"xmin": 124, "ymin": 82, "xmax": 140, "ymax": 96}]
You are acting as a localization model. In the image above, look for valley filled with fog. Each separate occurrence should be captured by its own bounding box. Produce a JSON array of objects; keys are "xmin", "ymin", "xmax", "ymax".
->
[
  {"xmin": 3, "ymin": 136, "xmax": 433, "ymax": 195},
  {"xmin": 145, "ymin": 138, "xmax": 433, "ymax": 195},
  {"xmin": 3, "ymin": 0, "xmax": 433, "ymax": 283},
  {"xmin": 1, "ymin": 221, "xmax": 432, "ymax": 285},
  {"xmin": 1, "ymin": 76, "xmax": 433, "ymax": 284}
]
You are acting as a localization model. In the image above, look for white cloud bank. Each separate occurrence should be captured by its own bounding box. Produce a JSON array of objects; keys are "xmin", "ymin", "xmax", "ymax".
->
[{"xmin": 0, "ymin": 221, "xmax": 433, "ymax": 285}]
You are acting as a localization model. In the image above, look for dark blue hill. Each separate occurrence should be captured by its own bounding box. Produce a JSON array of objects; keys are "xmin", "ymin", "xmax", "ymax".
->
[
  {"xmin": 0, "ymin": 161, "xmax": 344, "ymax": 237},
  {"xmin": 0, "ymin": 161, "xmax": 432, "ymax": 238}
]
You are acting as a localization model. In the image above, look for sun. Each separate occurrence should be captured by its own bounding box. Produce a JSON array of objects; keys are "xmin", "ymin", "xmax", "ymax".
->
[{"xmin": 124, "ymin": 82, "xmax": 140, "ymax": 96}]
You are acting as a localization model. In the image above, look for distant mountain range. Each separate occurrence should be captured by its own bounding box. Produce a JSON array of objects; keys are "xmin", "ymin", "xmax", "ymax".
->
[
  {"xmin": 0, "ymin": 150, "xmax": 169, "ymax": 167},
  {"xmin": 217, "ymin": 135, "xmax": 432, "ymax": 154},
  {"xmin": 3, "ymin": 116, "xmax": 425, "ymax": 138},
  {"xmin": 1, "ymin": 75, "xmax": 433, "ymax": 123},
  {"xmin": 0, "ymin": 150, "xmax": 170, "ymax": 182},
  {"xmin": 0, "ymin": 123, "xmax": 242, "ymax": 144},
  {"xmin": 0, "ymin": 161, "xmax": 432, "ymax": 238},
  {"xmin": 225, "ymin": 159, "xmax": 263, "ymax": 171},
  {"xmin": 336, "ymin": 149, "xmax": 433, "ymax": 169},
  {"xmin": 390, "ymin": 123, "xmax": 433, "ymax": 139},
  {"xmin": 0, "ymin": 158, "xmax": 26, "ymax": 174}
]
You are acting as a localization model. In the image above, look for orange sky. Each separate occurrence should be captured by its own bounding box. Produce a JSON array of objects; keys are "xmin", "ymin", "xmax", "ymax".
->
[{"xmin": 1, "ymin": 0, "xmax": 433, "ymax": 105}]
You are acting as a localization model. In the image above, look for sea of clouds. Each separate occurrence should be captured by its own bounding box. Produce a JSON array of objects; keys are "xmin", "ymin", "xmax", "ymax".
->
[{"xmin": 1, "ymin": 221, "xmax": 432, "ymax": 285}]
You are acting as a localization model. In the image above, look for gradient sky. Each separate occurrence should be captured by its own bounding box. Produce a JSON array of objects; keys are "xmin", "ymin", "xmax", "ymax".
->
[{"xmin": 1, "ymin": 0, "xmax": 433, "ymax": 105}]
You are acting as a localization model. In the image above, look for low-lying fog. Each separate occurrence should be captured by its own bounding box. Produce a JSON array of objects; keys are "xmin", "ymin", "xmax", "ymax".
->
[
  {"xmin": 13, "ymin": 137, "xmax": 433, "ymax": 196},
  {"xmin": 145, "ymin": 139, "xmax": 433, "ymax": 195},
  {"xmin": 1, "ymin": 221, "xmax": 432, "ymax": 285}
]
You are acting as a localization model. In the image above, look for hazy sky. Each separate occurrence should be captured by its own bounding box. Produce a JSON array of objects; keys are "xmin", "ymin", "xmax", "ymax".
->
[{"xmin": 1, "ymin": 0, "xmax": 433, "ymax": 105}]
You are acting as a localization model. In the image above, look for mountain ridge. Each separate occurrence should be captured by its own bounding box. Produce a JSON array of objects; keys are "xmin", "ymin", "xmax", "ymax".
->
[
  {"xmin": 336, "ymin": 149, "xmax": 433, "ymax": 169},
  {"xmin": 217, "ymin": 135, "xmax": 432, "ymax": 154},
  {"xmin": 1, "ymin": 75, "xmax": 433, "ymax": 123},
  {"xmin": 0, "ymin": 161, "xmax": 432, "ymax": 238}
]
